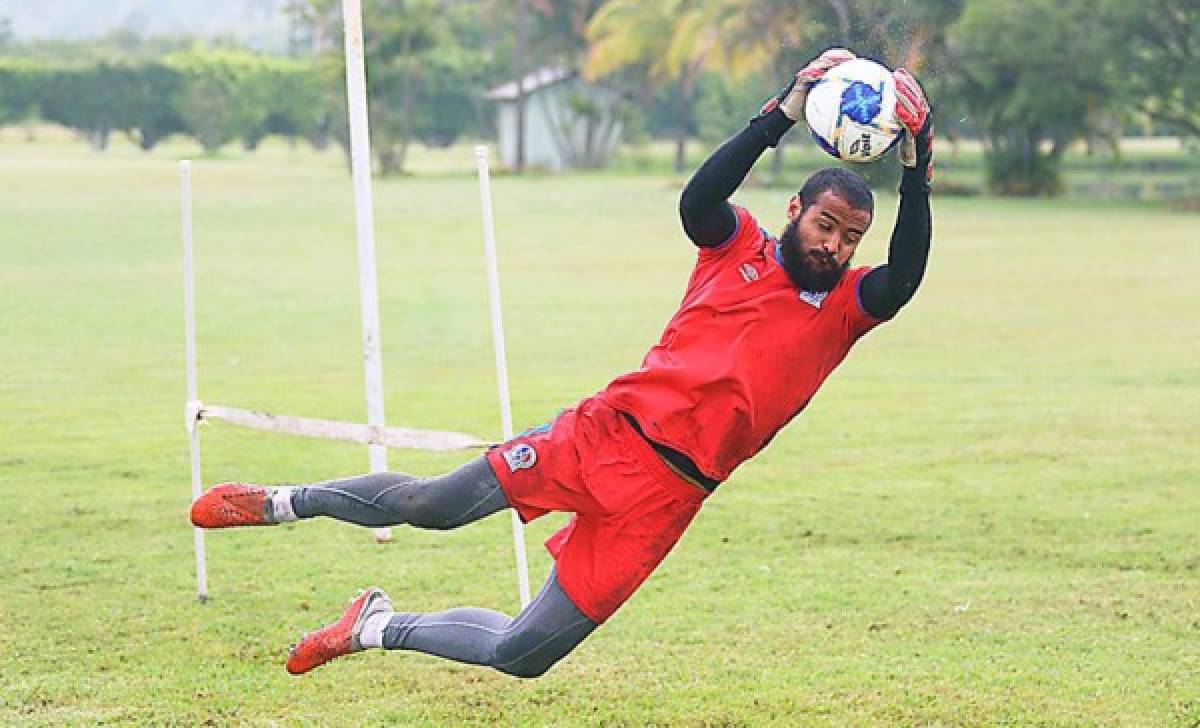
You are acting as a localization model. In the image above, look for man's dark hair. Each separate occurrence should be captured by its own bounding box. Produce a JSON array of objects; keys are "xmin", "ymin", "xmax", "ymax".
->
[{"xmin": 798, "ymin": 167, "xmax": 874, "ymax": 214}]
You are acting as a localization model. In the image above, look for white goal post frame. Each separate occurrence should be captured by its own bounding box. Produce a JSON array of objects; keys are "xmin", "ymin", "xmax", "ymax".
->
[{"xmin": 181, "ymin": 0, "xmax": 530, "ymax": 607}]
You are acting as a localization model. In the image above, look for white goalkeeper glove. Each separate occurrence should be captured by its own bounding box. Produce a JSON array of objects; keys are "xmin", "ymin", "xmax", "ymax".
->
[{"xmin": 760, "ymin": 47, "xmax": 857, "ymax": 122}]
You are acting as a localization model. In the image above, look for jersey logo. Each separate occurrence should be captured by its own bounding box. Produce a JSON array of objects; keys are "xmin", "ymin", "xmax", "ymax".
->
[
  {"xmin": 502, "ymin": 443, "xmax": 538, "ymax": 472},
  {"xmin": 798, "ymin": 290, "xmax": 828, "ymax": 308},
  {"xmin": 738, "ymin": 262, "xmax": 759, "ymax": 282}
]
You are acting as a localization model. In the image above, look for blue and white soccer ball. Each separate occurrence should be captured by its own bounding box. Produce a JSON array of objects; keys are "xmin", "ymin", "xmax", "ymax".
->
[{"xmin": 804, "ymin": 58, "xmax": 903, "ymax": 163}]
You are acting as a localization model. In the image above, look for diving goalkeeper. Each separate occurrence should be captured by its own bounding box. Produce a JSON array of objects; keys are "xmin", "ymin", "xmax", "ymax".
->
[{"xmin": 190, "ymin": 48, "xmax": 934, "ymax": 679}]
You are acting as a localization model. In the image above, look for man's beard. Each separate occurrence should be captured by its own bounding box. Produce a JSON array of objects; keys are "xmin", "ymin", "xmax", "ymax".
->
[{"xmin": 778, "ymin": 218, "xmax": 850, "ymax": 293}]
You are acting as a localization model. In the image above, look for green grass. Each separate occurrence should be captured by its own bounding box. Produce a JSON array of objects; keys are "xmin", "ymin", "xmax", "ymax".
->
[{"xmin": 1, "ymin": 131, "xmax": 1199, "ymax": 726}]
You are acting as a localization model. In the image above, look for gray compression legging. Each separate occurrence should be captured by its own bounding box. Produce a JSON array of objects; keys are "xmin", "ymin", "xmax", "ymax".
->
[
  {"xmin": 291, "ymin": 456, "xmax": 510, "ymax": 529},
  {"xmin": 288, "ymin": 456, "xmax": 598, "ymax": 678},
  {"xmin": 382, "ymin": 566, "xmax": 594, "ymax": 678}
]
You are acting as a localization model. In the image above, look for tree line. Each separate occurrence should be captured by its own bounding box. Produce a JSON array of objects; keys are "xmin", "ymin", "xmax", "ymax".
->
[
  {"xmin": 0, "ymin": 52, "xmax": 323, "ymax": 153},
  {"xmin": 0, "ymin": 0, "xmax": 1195, "ymax": 196}
]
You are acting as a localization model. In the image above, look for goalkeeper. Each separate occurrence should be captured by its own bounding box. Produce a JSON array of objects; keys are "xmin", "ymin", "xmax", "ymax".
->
[{"xmin": 191, "ymin": 48, "xmax": 934, "ymax": 679}]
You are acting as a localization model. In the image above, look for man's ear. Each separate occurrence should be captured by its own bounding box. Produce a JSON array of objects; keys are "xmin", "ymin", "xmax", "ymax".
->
[{"xmin": 786, "ymin": 194, "xmax": 803, "ymax": 222}]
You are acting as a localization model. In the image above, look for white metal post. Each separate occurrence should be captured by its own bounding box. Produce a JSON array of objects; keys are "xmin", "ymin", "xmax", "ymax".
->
[
  {"xmin": 181, "ymin": 160, "xmax": 209, "ymax": 603},
  {"xmin": 475, "ymin": 145, "xmax": 531, "ymax": 607},
  {"xmin": 341, "ymin": 0, "xmax": 392, "ymax": 543}
]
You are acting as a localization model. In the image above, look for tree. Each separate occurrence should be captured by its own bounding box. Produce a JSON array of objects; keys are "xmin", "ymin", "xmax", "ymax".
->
[
  {"xmin": 362, "ymin": 0, "xmax": 458, "ymax": 174},
  {"xmin": 28, "ymin": 62, "xmax": 185, "ymax": 150},
  {"xmin": 730, "ymin": 0, "xmax": 962, "ymax": 185},
  {"xmin": 692, "ymin": 69, "xmax": 770, "ymax": 146},
  {"xmin": 39, "ymin": 65, "xmax": 119, "ymax": 149},
  {"xmin": 512, "ymin": 0, "xmax": 529, "ymax": 170},
  {"xmin": 947, "ymin": 0, "xmax": 1121, "ymax": 195},
  {"xmin": 708, "ymin": 0, "xmax": 820, "ymax": 179},
  {"xmin": 257, "ymin": 62, "xmax": 325, "ymax": 148},
  {"xmin": 1111, "ymin": 0, "xmax": 1200, "ymax": 140},
  {"xmin": 583, "ymin": 0, "xmax": 959, "ymax": 177},
  {"xmin": 121, "ymin": 62, "xmax": 186, "ymax": 151},
  {"xmin": 0, "ymin": 60, "xmax": 42, "ymax": 127},
  {"xmin": 805, "ymin": 0, "xmax": 964, "ymax": 69},
  {"xmin": 285, "ymin": 0, "xmax": 341, "ymax": 55},
  {"xmin": 288, "ymin": 0, "xmax": 490, "ymax": 175},
  {"xmin": 586, "ymin": 0, "xmax": 766, "ymax": 173},
  {"xmin": 510, "ymin": 0, "xmax": 606, "ymax": 69},
  {"xmin": 168, "ymin": 50, "xmax": 267, "ymax": 153},
  {"xmin": 165, "ymin": 50, "xmax": 320, "ymax": 153},
  {"xmin": 585, "ymin": 0, "xmax": 688, "ymax": 172}
]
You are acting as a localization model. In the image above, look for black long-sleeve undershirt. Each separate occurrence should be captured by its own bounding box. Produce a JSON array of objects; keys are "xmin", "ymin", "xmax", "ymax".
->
[
  {"xmin": 678, "ymin": 108, "xmax": 793, "ymax": 246},
  {"xmin": 859, "ymin": 167, "xmax": 931, "ymax": 319},
  {"xmin": 677, "ymin": 107, "xmax": 932, "ymax": 319}
]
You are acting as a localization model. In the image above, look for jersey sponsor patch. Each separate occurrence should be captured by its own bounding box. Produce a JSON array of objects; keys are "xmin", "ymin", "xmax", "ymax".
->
[
  {"xmin": 502, "ymin": 443, "xmax": 538, "ymax": 472},
  {"xmin": 798, "ymin": 290, "xmax": 828, "ymax": 308}
]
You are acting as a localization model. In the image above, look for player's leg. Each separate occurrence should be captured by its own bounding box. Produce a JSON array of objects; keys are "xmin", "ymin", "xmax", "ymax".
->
[
  {"xmin": 286, "ymin": 568, "xmax": 597, "ymax": 678},
  {"xmin": 190, "ymin": 456, "xmax": 508, "ymax": 530},
  {"xmin": 286, "ymin": 457, "xmax": 507, "ymax": 529}
]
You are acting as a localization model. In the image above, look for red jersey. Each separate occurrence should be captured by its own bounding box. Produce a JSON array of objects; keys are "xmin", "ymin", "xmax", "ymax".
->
[{"xmin": 600, "ymin": 205, "xmax": 886, "ymax": 482}]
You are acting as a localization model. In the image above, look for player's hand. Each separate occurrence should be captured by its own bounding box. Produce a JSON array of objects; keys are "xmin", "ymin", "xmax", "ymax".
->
[
  {"xmin": 894, "ymin": 68, "xmax": 933, "ymax": 181},
  {"xmin": 761, "ymin": 47, "xmax": 857, "ymax": 122}
]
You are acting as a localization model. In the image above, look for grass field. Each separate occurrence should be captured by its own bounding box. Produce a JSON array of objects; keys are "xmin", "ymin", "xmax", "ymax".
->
[{"xmin": 2, "ymin": 132, "xmax": 1199, "ymax": 726}]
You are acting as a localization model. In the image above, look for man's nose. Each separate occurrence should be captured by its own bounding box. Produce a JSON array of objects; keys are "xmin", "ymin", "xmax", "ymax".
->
[{"xmin": 822, "ymin": 235, "xmax": 839, "ymax": 253}]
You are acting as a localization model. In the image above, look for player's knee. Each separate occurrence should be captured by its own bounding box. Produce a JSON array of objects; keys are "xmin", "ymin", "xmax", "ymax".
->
[
  {"xmin": 419, "ymin": 518, "xmax": 456, "ymax": 531},
  {"xmin": 494, "ymin": 656, "xmax": 552, "ymax": 679},
  {"xmin": 491, "ymin": 634, "xmax": 562, "ymax": 679},
  {"xmin": 387, "ymin": 480, "xmax": 453, "ymax": 529}
]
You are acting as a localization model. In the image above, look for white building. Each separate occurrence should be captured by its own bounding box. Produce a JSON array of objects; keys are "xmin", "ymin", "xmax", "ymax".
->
[{"xmin": 486, "ymin": 67, "xmax": 625, "ymax": 172}]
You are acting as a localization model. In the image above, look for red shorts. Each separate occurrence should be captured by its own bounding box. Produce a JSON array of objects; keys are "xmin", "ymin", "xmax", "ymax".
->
[{"xmin": 485, "ymin": 396, "xmax": 708, "ymax": 624}]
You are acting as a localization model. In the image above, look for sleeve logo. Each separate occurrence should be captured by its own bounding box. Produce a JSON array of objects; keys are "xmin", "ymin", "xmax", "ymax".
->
[{"xmin": 502, "ymin": 443, "xmax": 538, "ymax": 472}]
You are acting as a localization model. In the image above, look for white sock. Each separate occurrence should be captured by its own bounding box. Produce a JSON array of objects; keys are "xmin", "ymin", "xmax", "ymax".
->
[
  {"xmin": 358, "ymin": 612, "xmax": 392, "ymax": 650},
  {"xmin": 269, "ymin": 486, "xmax": 298, "ymax": 523}
]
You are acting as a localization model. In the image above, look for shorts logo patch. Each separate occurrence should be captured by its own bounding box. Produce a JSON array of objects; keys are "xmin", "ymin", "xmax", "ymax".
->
[
  {"xmin": 739, "ymin": 262, "xmax": 759, "ymax": 282},
  {"xmin": 502, "ymin": 443, "xmax": 538, "ymax": 472}
]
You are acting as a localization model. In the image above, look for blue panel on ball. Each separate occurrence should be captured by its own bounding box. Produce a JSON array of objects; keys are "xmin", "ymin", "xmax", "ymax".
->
[
  {"xmin": 810, "ymin": 129, "xmax": 842, "ymax": 159},
  {"xmin": 839, "ymin": 81, "xmax": 884, "ymax": 124}
]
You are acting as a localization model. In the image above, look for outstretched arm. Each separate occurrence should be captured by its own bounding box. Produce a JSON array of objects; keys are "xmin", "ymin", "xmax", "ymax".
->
[
  {"xmin": 860, "ymin": 69, "xmax": 934, "ymax": 319},
  {"xmin": 677, "ymin": 110, "xmax": 791, "ymax": 247},
  {"xmin": 679, "ymin": 49, "xmax": 856, "ymax": 247}
]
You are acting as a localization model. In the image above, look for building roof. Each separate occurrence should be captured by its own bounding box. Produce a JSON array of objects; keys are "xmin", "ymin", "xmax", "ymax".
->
[{"xmin": 485, "ymin": 67, "xmax": 574, "ymax": 100}]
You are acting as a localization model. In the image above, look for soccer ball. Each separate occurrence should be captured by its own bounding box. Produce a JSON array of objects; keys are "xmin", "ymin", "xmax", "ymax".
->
[{"xmin": 804, "ymin": 58, "xmax": 903, "ymax": 163}]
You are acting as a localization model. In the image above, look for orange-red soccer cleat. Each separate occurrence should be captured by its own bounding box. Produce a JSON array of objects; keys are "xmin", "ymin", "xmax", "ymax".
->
[
  {"xmin": 286, "ymin": 588, "xmax": 393, "ymax": 675},
  {"xmin": 190, "ymin": 483, "xmax": 274, "ymax": 529}
]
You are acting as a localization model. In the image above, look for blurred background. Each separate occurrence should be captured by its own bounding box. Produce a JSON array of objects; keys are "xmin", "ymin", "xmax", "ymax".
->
[
  {"xmin": 2, "ymin": 2, "xmax": 1198, "ymax": 724},
  {"xmin": 0, "ymin": 0, "xmax": 1196, "ymax": 199}
]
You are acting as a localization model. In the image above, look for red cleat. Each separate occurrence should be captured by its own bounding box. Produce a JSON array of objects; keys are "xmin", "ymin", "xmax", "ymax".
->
[
  {"xmin": 190, "ymin": 483, "xmax": 273, "ymax": 529},
  {"xmin": 286, "ymin": 588, "xmax": 393, "ymax": 675}
]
